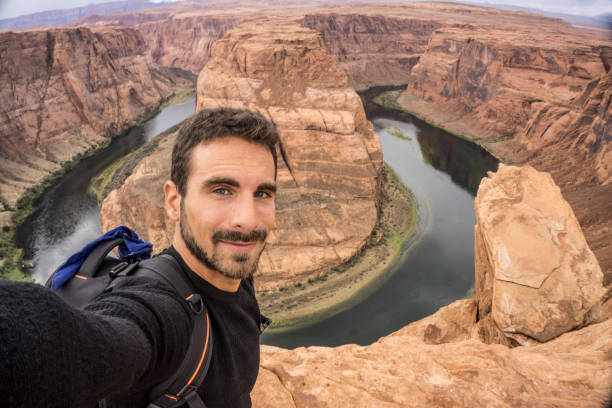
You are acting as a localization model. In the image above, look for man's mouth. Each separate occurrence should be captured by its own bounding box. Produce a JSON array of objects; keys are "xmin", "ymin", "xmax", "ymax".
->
[
  {"xmin": 217, "ymin": 240, "xmax": 257, "ymax": 253},
  {"xmin": 212, "ymin": 229, "xmax": 267, "ymax": 253}
]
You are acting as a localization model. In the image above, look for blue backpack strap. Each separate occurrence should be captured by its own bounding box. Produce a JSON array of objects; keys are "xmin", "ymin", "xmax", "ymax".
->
[{"xmin": 134, "ymin": 254, "xmax": 212, "ymax": 408}]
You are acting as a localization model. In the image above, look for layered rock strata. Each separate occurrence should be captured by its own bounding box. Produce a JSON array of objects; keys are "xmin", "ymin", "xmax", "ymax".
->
[
  {"xmin": 400, "ymin": 22, "xmax": 612, "ymax": 282},
  {"xmin": 136, "ymin": 15, "xmax": 242, "ymax": 74},
  {"xmin": 101, "ymin": 21, "xmax": 382, "ymax": 289},
  {"xmin": 251, "ymin": 165, "xmax": 612, "ymax": 407},
  {"xmin": 302, "ymin": 13, "xmax": 439, "ymax": 90},
  {"xmin": 0, "ymin": 26, "xmax": 190, "ymax": 211}
]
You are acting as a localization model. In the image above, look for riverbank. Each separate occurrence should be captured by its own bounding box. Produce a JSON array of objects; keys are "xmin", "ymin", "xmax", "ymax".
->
[
  {"xmin": 374, "ymin": 90, "xmax": 509, "ymax": 163},
  {"xmin": 0, "ymin": 87, "xmax": 195, "ymax": 281},
  {"xmin": 259, "ymin": 163, "xmax": 418, "ymax": 331},
  {"xmin": 91, "ymin": 90, "xmax": 195, "ymax": 203}
]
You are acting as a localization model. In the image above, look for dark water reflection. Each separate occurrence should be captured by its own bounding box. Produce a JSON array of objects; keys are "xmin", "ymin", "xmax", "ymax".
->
[
  {"xmin": 17, "ymin": 94, "xmax": 196, "ymax": 283},
  {"xmin": 260, "ymin": 87, "xmax": 498, "ymax": 348}
]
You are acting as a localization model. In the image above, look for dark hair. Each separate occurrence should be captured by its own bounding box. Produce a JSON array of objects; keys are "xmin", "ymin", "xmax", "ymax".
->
[{"xmin": 171, "ymin": 107, "xmax": 279, "ymax": 196}]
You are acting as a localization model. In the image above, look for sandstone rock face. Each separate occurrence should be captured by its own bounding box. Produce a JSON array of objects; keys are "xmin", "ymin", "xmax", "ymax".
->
[
  {"xmin": 0, "ymin": 26, "xmax": 189, "ymax": 209},
  {"xmin": 101, "ymin": 20, "xmax": 382, "ymax": 289},
  {"xmin": 302, "ymin": 14, "xmax": 439, "ymax": 90},
  {"xmin": 474, "ymin": 165, "xmax": 605, "ymax": 344},
  {"xmin": 405, "ymin": 26, "xmax": 609, "ymax": 152},
  {"xmin": 137, "ymin": 15, "xmax": 241, "ymax": 74},
  {"xmin": 251, "ymin": 164, "xmax": 611, "ymax": 407},
  {"xmin": 253, "ymin": 306, "xmax": 612, "ymax": 408},
  {"xmin": 101, "ymin": 132, "xmax": 177, "ymax": 251}
]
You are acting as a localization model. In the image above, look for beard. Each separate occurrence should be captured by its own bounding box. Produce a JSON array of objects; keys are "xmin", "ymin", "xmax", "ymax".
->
[{"xmin": 179, "ymin": 200, "xmax": 267, "ymax": 280}]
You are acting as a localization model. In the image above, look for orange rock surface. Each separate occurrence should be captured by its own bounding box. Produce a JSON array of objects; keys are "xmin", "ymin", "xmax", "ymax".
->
[
  {"xmin": 251, "ymin": 165, "xmax": 612, "ymax": 407},
  {"xmin": 0, "ymin": 26, "xmax": 190, "ymax": 209},
  {"xmin": 474, "ymin": 165, "xmax": 605, "ymax": 345},
  {"xmin": 137, "ymin": 14, "xmax": 241, "ymax": 74},
  {"xmin": 101, "ymin": 20, "xmax": 383, "ymax": 289}
]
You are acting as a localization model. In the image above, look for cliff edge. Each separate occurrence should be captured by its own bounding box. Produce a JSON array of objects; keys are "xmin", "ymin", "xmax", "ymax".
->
[{"xmin": 252, "ymin": 164, "xmax": 611, "ymax": 407}]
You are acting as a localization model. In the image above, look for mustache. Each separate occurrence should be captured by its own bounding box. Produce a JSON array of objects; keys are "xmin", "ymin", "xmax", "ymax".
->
[{"xmin": 212, "ymin": 229, "xmax": 268, "ymax": 243}]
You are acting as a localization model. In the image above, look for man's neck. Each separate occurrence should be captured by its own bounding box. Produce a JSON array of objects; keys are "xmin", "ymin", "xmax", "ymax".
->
[{"xmin": 172, "ymin": 239, "xmax": 241, "ymax": 293}]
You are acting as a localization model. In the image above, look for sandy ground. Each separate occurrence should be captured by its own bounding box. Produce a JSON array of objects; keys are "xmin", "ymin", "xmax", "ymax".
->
[{"xmin": 258, "ymin": 164, "xmax": 418, "ymax": 330}]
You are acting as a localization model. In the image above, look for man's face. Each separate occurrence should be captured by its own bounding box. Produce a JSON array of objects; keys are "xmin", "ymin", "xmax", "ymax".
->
[{"xmin": 178, "ymin": 136, "xmax": 276, "ymax": 280}]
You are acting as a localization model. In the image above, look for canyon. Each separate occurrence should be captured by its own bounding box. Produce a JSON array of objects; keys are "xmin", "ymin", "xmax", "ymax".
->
[
  {"xmin": 68, "ymin": 2, "xmax": 611, "ymax": 282},
  {"xmin": 398, "ymin": 13, "xmax": 612, "ymax": 284},
  {"xmin": 0, "ymin": 25, "xmax": 193, "ymax": 222},
  {"xmin": 2, "ymin": 2, "xmax": 611, "ymax": 406}
]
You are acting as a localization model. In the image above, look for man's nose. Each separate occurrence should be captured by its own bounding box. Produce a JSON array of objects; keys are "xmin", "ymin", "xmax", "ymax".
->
[{"xmin": 229, "ymin": 194, "xmax": 258, "ymax": 232}]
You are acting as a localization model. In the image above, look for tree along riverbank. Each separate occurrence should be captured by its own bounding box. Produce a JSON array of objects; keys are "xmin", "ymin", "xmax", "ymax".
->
[
  {"xmin": 259, "ymin": 163, "xmax": 418, "ymax": 331},
  {"xmin": 0, "ymin": 88, "xmax": 195, "ymax": 281}
]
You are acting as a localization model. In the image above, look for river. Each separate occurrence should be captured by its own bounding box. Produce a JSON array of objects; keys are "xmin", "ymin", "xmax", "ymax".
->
[
  {"xmin": 260, "ymin": 87, "xmax": 498, "ymax": 348},
  {"xmin": 17, "ymin": 94, "xmax": 197, "ymax": 282},
  {"xmin": 17, "ymin": 88, "xmax": 498, "ymax": 349}
]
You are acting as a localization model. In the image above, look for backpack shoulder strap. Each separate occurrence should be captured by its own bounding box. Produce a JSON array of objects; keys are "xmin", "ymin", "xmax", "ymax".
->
[
  {"xmin": 244, "ymin": 277, "xmax": 272, "ymax": 334},
  {"xmin": 136, "ymin": 254, "xmax": 213, "ymax": 408}
]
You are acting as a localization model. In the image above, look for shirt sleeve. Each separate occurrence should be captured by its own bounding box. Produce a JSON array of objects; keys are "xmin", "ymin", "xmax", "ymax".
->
[{"xmin": 0, "ymin": 278, "xmax": 193, "ymax": 408}]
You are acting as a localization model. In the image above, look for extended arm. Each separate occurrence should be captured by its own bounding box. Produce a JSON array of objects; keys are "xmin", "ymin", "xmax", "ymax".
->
[{"xmin": 0, "ymin": 278, "xmax": 192, "ymax": 408}]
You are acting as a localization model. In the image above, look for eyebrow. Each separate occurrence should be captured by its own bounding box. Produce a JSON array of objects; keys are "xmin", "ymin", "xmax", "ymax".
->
[
  {"xmin": 203, "ymin": 177, "xmax": 240, "ymax": 189},
  {"xmin": 202, "ymin": 177, "xmax": 276, "ymax": 193}
]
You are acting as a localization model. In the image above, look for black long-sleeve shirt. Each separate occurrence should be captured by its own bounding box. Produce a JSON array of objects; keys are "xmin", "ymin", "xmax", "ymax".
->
[{"xmin": 0, "ymin": 247, "xmax": 261, "ymax": 408}]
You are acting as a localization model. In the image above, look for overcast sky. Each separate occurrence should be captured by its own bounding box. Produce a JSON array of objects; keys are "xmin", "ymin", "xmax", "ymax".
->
[{"xmin": 0, "ymin": 0, "xmax": 609, "ymax": 20}]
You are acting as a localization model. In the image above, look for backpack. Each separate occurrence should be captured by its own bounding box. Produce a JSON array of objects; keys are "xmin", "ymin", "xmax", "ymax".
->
[{"xmin": 45, "ymin": 233, "xmax": 212, "ymax": 408}]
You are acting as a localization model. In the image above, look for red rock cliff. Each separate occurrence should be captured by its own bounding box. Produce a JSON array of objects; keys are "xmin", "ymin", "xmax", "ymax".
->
[
  {"xmin": 401, "ymin": 19, "xmax": 612, "ymax": 283},
  {"xmin": 302, "ymin": 13, "xmax": 440, "ymax": 90},
  {"xmin": 0, "ymin": 26, "xmax": 190, "ymax": 211},
  {"xmin": 136, "ymin": 14, "xmax": 242, "ymax": 74}
]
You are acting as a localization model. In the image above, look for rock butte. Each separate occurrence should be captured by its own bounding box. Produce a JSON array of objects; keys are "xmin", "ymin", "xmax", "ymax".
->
[
  {"xmin": 78, "ymin": 1, "xmax": 612, "ymax": 282},
  {"xmin": 0, "ymin": 26, "xmax": 191, "ymax": 218},
  {"xmin": 251, "ymin": 164, "xmax": 611, "ymax": 407},
  {"xmin": 101, "ymin": 20, "xmax": 383, "ymax": 289}
]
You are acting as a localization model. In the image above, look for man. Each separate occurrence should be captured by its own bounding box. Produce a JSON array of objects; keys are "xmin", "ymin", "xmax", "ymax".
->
[{"xmin": 0, "ymin": 108, "xmax": 279, "ymax": 407}]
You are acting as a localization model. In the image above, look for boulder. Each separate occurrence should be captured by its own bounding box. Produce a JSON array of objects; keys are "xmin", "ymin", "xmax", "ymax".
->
[{"xmin": 474, "ymin": 164, "xmax": 606, "ymax": 344}]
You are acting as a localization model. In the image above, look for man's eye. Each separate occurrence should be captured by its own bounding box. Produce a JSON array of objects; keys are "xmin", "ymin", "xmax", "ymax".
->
[
  {"xmin": 254, "ymin": 191, "xmax": 272, "ymax": 198},
  {"xmin": 213, "ymin": 188, "xmax": 230, "ymax": 195}
]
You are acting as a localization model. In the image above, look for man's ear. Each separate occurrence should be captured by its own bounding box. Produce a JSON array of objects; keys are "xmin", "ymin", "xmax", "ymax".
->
[{"xmin": 164, "ymin": 180, "xmax": 180, "ymax": 222}]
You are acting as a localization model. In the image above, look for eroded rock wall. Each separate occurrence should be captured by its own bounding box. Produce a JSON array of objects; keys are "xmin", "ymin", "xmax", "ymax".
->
[
  {"xmin": 0, "ymin": 26, "xmax": 190, "ymax": 210},
  {"xmin": 136, "ymin": 14, "xmax": 242, "ymax": 74},
  {"xmin": 402, "ymin": 21, "xmax": 612, "ymax": 284},
  {"xmin": 302, "ymin": 13, "xmax": 439, "ymax": 90},
  {"xmin": 100, "ymin": 20, "xmax": 382, "ymax": 289}
]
